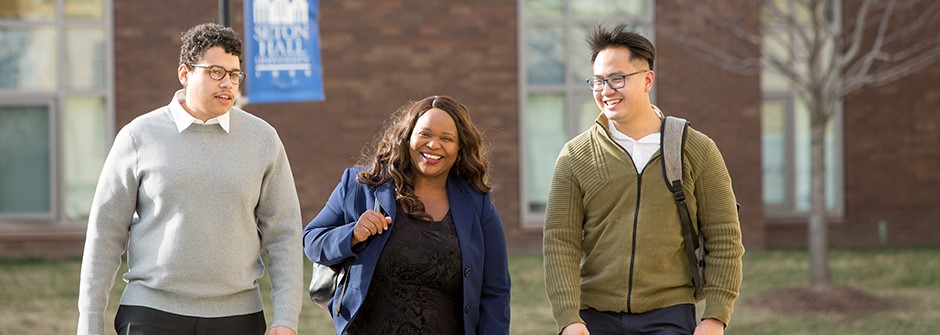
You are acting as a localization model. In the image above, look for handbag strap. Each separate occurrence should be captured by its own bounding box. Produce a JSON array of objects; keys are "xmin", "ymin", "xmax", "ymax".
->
[{"xmin": 332, "ymin": 196, "xmax": 384, "ymax": 317}]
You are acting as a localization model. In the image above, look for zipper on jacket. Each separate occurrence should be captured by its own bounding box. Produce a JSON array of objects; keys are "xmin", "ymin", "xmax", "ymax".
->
[
  {"xmin": 597, "ymin": 120, "xmax": 653, "ymax": 314},
  {"xmin": 626, "ymin": 174, "xmax": 642, "ymax": 313}
]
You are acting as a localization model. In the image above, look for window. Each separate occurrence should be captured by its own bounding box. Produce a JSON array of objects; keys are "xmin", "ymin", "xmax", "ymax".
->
[
  {"xmin": 0, "ymin": 0, "xmax": 111, "ymax": 223},
  {"xmin": 0, "ymin": 104, "xmax": 54, "ymax": 218},
  {"xmin": 760, "ymin": 0, "xmax": 843, "ymax": 218},
  {"xmin": 520, "ymin": 0, "xmax": 654, "ymax": 227}
]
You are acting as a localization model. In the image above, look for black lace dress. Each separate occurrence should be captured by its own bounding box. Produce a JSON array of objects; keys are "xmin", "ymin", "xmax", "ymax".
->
[{"xmin": 346, "ymin": 209, "xmax": 464, "ymax": 334}]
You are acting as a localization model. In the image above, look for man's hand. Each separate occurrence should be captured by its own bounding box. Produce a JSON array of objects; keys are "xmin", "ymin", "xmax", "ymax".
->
[
  {"xmin": 693, "ymin": 318, "xmax": 725, "ymax": 335},
  {"xmin": 269, "ymin": 326, "xmax": 297, "ymax": 335},
  {"xmin": 560, "ymin": 322, "xmax": 590, "ymax": 335}
]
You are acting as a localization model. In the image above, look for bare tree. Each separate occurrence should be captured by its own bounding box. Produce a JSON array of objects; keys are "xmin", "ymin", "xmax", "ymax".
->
[{"xmin": 659, "ymin": 0, "xmax": 940, "ymax": 289}]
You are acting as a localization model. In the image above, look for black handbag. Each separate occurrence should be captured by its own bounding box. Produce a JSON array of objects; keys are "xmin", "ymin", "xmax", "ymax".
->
[
  {"xmin": 308, "ymin": 196, "xmax": 383, "ymax": 314},
  {"xmin": 308, "ymin": 261, "xmax": 348, "ymax": 313}
]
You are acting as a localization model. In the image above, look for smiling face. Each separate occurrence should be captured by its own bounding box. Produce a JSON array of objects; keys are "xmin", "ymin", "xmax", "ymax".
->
[
  {"xmin": 592, "ymin": 47, "xmax": 654, "ymax": 123},
  {"xmin": 409, "ymin": 108, "xmax": 460, "ymax": 183},
  {"xmin": 178, "ymin": 46, "xmax": 240, "ymax": 121}
]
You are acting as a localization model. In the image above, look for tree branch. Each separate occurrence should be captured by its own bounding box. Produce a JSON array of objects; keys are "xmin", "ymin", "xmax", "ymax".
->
[
  {"xmin": 846, "ymin": 0, "xmax": 896, "ymax": 81},
  {"xmin": 687, "ymin": 0, "xmax": 762, "ymax": 45},
  {"xmin": 842, "ymin": 42, "xmax": 940, "ymax": 94},
  {"xmin": 842, "ymin": 0, "xmax": 875, "ymax": 64},
  {"xmin": 881, "ymin": 1, "xmax": 940, "ymax": 45},
  {"xmin": 656, "ymin": 24, "xmax": 761, "ymax": 76}
]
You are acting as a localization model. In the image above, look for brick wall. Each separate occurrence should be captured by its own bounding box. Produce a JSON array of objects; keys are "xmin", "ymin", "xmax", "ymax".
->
[
  {"xmin": 655, "ymin": 0, "xmax": 767, "ymax": 250},
  {"xmin": 108, "ymin": 0, "xmax": 940, "ymax": 255},
  {"xmin": 765, "ymin": 1, "xmax": 940, "ymax": 249},
  {"xmin": 114, "ymin": 1, "xmax": 529, "ymax": 250},
  {"xmin": 0, "ymin": 228, "xmax": 85, "ymax": 259},
  {"xmin": 768, "ymin": 56, "xmax": 940, "ymax": 248},
  {"xmin": 840, "ymin": 57, "xmax": 940, "ymax": 247}
]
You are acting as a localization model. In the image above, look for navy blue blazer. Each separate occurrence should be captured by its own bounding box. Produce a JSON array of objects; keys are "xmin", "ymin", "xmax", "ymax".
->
[{"xmin": 303, "ymin": 167, "xmax": 511, "ymax": 335}]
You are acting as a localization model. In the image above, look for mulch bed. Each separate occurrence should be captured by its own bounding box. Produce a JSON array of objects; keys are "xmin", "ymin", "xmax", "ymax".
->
[{"xmin": 742, "ymin": 286, "xmax": 905, "ymax": 315}]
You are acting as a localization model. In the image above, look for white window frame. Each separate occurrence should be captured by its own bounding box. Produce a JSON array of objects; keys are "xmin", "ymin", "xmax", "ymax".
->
[
  {"xmin": 0, "ymin": 0, "xmax": 114, "ymax": 226},
  {"xmin": 518, "ymin": 0, "xmax": 655, "ymax": 228},
  {"xmin": 0, "ymin": 98, "xmax": 58, "ymax": 221},
  {"xmin": 760, "ymin": 0, "xmax": 844, "ymax": 220}
]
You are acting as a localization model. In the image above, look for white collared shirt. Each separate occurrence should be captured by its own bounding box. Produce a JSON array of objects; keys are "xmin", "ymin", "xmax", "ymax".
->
[
  {"xmin": 609, "ymin": 119, "xmax": 661, "ymax": 173},
  {"xmin": 169, "ymin": 89, "xmax": 231, "ymax": 133}
]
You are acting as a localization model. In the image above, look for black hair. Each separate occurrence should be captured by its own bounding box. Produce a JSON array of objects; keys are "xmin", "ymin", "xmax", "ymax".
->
[
  {"xmin": 357, "ymin": 95, "xmax": 492, "ymax": 220},
  {"xmin": 179, "ymin": 23, "xmax": 243, "ymax": 66},
  {"xmin": 587, "ymin": 24, "xmax": 655, "ymax": 70}
]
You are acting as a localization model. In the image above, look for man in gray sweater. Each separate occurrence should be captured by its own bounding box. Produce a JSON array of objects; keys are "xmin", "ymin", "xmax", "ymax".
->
[{"xmin": 77, "ymin": 23, "xmax": 303, "ymax": 335}]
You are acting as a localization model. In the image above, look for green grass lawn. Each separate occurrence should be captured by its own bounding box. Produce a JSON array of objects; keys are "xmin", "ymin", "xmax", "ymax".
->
[{"xmin": 1, "ymin": 248, "xmax": 939, "ymax": 334}]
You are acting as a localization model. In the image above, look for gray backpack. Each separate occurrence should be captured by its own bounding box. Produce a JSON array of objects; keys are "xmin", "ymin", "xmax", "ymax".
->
[{"xmin": 661, "ymin": 116, "xmax": 706, "ymax": 301}]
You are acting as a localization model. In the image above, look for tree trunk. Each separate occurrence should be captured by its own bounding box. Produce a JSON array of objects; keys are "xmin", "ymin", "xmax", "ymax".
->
[{"xmin": 808, "ymin": 101, "xmax": 830, "ymax": 289}]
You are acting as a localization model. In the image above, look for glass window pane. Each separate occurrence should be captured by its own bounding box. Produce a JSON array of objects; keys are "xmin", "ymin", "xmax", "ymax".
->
[
  {"xmin": 636, "ymin": 26, "xmax": 653, "ymax": 45},
  {"xmin": 568, "ymin": 24, "xmax": 595, "ymax": 85},
  {"xmin": 762, "ymin": 99, "xmax": 786, "ymax": 206},
  {"xmin": 0, "ymin": 26, "xmax": 57, "ymax": 90},
  {"xmin": 761, "ymin": 63, "xmax": 790, "ymax": 92},
  {"xmin": 0, "ymin": 0, "xmax": 55, "ymax": 21},
  {"xmin": 0, "ymin": 105, "xmax": 51, "ymax": 213},
  {"xmin": 64, "ymin": 96, "xmax": 108, "ymax": 220},
  {"xmin": 572, "ymin": 0, "xmax": 647, "ymax": 17},
  {"xmin": 760, "ymin": 30, "xmax": 791, "ymax": 91},
  {"xmin": 761, "ymin": 0, "xmax": 792, "ymax": 29},
  {"xmin": 526, "ymin": 26, "xmax": 565, "ymax": 85},
  {"xmin": 577, "ymin": 94, "xmax": 598, "ymax": 133},
  {"xmin": 66, "ymin": 28, "xmax": 107, "ymax": 90},
  {"xmin": 524, "ymin": 0, "xmax": 562, "ymax": 18},
  {"xmin": 522, "ymin": 0, "xmax": 652, "ymax": 219},
  {"xmin": 525, "ymin": 93, "xmax": 566, "ymax": 213},
  {"xmin": 65, "ymin": 0, "xmax": 104, "ymax": 20}
]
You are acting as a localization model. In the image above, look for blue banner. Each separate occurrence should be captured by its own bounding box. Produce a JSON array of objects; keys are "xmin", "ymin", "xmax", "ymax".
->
[{"xmin": 244, "ymin": 0, "xmax": 324, "ymax": 103}]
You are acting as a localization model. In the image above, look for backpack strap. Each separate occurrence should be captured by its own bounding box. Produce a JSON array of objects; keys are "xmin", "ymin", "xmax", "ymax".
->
[
  {"xmin": 662, "ymin": 116, "xmax": 687, "ymax": 189},
  {"xmin": 660, "ymin": 116, "xmax": 705, "ymax": 300}
]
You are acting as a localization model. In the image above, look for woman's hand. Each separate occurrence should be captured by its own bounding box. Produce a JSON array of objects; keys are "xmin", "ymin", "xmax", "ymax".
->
[{"xmin": 350, "ymin": 210, "xmax": 392, "ymax": 247}]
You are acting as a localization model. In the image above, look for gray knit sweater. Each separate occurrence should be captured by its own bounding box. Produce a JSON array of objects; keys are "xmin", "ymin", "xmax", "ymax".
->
[{"xmin": 77, "ymin": 95, "xmax": 303, "ymax": 334}]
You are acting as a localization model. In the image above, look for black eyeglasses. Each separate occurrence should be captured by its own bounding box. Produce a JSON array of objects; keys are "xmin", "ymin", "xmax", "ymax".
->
[
  {"xmin": 189, "ymin": 64, "xmax": 246, "ymax": 84},
  {"xmin": 586, "ymin": 69, "xmax": 648, "ymax": 91}
]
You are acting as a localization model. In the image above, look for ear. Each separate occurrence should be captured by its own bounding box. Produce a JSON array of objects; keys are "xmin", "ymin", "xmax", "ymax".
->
[
  {"xmin": 644, "ymin": 70, "xmax": 655, "ymax": 93},
  {"xmin": 178, "ymin": 64, "xmax": 189, "ymax": 87}
]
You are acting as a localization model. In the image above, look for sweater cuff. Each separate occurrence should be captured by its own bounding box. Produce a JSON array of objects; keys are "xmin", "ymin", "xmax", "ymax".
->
[
  {"xmin": 270, "ymin": 319, "xmax": 298, "ymax": 334},
  {"xmin": 555, "ymin": 310, "xmax": 583, "ymax": 334},
  {"xmin": 701, "ymin": 292, "xmax": 735, "ymax": 326},
  {"xmin": 77, "ymin": 312, "xmax": 106, "ymax": 335}
]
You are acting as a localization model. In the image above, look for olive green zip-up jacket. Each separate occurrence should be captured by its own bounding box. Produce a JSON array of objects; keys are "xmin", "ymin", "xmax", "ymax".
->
[{"xmin": 543, "ymin": 109, "xmax": 744, "ymax": 332}]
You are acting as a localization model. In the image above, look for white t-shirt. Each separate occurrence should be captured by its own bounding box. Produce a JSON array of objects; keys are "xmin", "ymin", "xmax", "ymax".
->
[{"xmin": 609, "ymin": 120, "xmax": 661, "ymax": 173}]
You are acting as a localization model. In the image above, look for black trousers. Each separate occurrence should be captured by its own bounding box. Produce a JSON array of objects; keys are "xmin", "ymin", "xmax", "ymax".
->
[
  {"xmin": 115, "ymin": 305, "xmax": 266, "ymax": 335},
  {"xmin": 579, "ymin": 304, "xmax": 696, "ymax": 335}
]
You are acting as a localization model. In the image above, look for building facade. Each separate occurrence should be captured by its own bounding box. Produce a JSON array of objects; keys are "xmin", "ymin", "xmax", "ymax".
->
[{"xmin": 1, "ymin": 0, "xmax": 937, "ymax": 257}]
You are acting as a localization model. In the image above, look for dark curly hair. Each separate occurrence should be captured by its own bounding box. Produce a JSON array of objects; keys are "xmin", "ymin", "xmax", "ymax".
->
[
  {"xmin": 587, "ymin": 24, "xmax": 654, "ymax": 70},
  {"xmin": 357, "ymin": 95, "xmax": 492, "ymax": 220},
  {"xmin": 179, "ymin": 23, "xmax": 243, "ymax": 66}
]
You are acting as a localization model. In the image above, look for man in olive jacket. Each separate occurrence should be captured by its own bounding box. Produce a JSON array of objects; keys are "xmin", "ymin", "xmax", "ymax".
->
[{"xmin": 543, "ymin": 24, "xmax": 744, "ymax": 335}]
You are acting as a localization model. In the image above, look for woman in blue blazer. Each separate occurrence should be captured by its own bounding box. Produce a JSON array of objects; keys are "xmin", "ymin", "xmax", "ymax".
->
[{"xmin": 303, "ymin": 95, "xmax": 511, "ymax": 335}]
